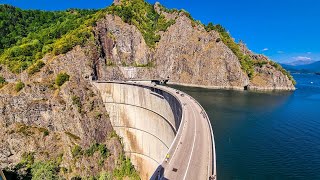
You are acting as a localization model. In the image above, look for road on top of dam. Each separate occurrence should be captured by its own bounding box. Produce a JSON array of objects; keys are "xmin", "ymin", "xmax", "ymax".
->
[{"xmin": 158, "ymin": 85, "xmax": 216, "ymax": 180}]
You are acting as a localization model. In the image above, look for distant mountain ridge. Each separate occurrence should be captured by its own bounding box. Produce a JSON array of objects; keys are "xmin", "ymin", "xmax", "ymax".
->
[
  {"xmin": 281, "ymin": 61, "xmax": 320, "ymax": 73},
  {"xmin": 284, "ymin": 59, "xmax": 316, "ymax": 66}
]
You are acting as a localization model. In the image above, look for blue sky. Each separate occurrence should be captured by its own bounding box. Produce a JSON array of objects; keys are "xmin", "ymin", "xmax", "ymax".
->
[{"xmin": 1, "ymin": 0, "xmax": 319, "ymax": 63}]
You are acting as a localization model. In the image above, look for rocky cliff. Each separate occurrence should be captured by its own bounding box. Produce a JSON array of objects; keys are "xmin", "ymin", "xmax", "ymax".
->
[
  {"xmin": 0, "ymin": 45, "xmax": 138, "ymax": 179},
  {"xmin": 91, "ymin": 1, "xmax": 295, "ymax": 91}
]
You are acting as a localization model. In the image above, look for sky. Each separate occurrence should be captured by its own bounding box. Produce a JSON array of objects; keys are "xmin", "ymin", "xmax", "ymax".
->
[{"xmin": 1, "ymin": 0, "xmax": 320, "ymax": 63}]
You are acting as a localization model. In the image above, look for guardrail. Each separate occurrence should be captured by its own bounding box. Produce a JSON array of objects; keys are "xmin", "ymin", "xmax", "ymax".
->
[
  {"xmin": 162, "ymin": 85, "xmax": 217, "ymax": 179},
  {"xmin": 188, "ymin": 95, "xmax": 217, "ymax": 179}
]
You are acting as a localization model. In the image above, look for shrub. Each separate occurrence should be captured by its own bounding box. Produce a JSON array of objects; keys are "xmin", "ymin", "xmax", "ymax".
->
[
  {"xmin": 15, "ymin": 81, "xmax": 25, "ymax": 92},
  {"xmin": 55, "ymin": 72, "xmax": 70, "ymax": 86},
  {"xmin": 31, "ymin": 161, "xmax": 58, "ymax": 180},
  {"xmin": 65, "ymin": 131, "xmax": 81, "ymax": 140},
  {"xmin": 71, "ymin": 95, "xmax": 82, "ymax": 113},
  {"xmin": 98, "ymin": 172, "xmax": 112, "ymax": 180},
  {"xmin": 85, "ymin": 143, "xmax": 99, "ymax": 156},
  {"xmin": 71, "ymin": 145, "xmax": 83, "ymax": 158},
  {"xmin": 113, "ymin": 154, "xmax": 140, "ymax": 180},
  {"xmin": 0, "ymin": 76, "xmax": 7, "ymax": 88},
  {"xmin": 27, "ymin": 60, "xmax": 45, "ymax": 75},
  {"xmin": 0, "ymin": 76, "xmax": 6, "ymax": 84},
  {"xmin": 19, "ymin": 152, "xmax": 35, "ymax": 169},
  {"xmin": 98, "ymin": 144, "xmax": 110, "ymax": 158}
]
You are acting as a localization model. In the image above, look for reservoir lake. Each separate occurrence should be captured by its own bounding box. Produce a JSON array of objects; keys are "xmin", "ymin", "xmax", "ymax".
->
[{"xmin": 171, "ymin": 73, "xmax": 320, "ymax": 180}]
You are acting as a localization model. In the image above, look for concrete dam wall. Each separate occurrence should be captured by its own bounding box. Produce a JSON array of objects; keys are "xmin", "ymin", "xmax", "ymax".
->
[{"xmin": 94, "ymin": 82, "xmax": 182, "ymax": 179}]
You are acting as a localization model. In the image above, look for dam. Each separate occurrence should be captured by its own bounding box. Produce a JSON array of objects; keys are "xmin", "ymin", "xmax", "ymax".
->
[{"xmin": 93, "ymin": 81, "xmax": 216, "ymax": 180}]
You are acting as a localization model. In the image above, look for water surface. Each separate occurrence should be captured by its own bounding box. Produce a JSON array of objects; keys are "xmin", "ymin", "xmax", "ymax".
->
[{"xmin": 171, "ymin": 73, "xmax": 320, "ymax": 180}]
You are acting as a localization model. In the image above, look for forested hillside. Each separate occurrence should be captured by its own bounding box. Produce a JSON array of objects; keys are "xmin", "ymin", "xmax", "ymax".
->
[{"xmin": 0, "ymin": 5, "xmax": 98, "ymax": 73}]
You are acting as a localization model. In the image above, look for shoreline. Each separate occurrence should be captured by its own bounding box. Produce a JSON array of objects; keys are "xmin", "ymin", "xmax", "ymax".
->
[{"xmin": 167, "ymin": 82, "xmax": 296, "ymax": 92}]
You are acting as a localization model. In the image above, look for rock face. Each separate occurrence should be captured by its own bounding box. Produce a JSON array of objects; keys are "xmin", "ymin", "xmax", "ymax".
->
[
  {"xmin": 249, "ymin": 64, "xmax": 295, "ymax": 90},
  {"xmin": 0, "ymin": 46, "xmax": 123, "ymax": 178},
  {"xmin": 92, "ymin": 8, "xmax": 294, "ymax": 90}
]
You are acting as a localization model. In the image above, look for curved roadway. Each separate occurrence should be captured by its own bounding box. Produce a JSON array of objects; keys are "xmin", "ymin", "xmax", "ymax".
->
[{"xmin": 156, "ymin": 85, "xmax": 216, "ymax": 180}]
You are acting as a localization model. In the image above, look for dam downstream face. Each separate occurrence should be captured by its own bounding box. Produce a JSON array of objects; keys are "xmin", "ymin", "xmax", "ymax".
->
[{"xmin": 94, "ymin": 82, "xmax": 182, "ymax": 179}]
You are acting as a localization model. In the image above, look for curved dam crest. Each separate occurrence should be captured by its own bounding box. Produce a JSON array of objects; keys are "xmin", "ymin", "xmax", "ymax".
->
[{"xmin": 93, "ymin": 81, "xmax": 216, "ymax": 180}]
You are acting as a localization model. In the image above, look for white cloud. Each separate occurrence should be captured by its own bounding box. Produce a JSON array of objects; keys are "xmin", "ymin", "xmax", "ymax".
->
[
  {"xmin": 293, "ymin": 56, "xmax": 312, "ymax": 61},
  {"xmin": 262, "ymin": 48, "xmax": 269, "ymax": 51}
]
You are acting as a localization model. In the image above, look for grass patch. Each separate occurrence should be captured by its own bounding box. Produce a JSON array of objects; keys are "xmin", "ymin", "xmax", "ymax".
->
[
  {"xmin": 0, "ymin": 76, "xmax": 7, "ymax": 88},
  {"xmin": 71, "ymin": 95, "xmax": 82, "ymax": 113},
  {"xmin": 55, "ymin": 72, "xmax": 70, "ymax": 86},
  {"xmin": 27, "ymin": 60, "xmax": 45, "ymax": 75},
  {"xmin": 71, "ymin": 143, "xmax": 110, "ymax": 159},
  {"xmin": 65, "ymin": 131, "xmax": 81, "ymax": 140},
  {"xmin": 113, "ymin": 154, "xmax": 140, "ymax": 180},
  {"xmin": 15, "ymin": 81, "xmax": 25, "ymax": 92}
]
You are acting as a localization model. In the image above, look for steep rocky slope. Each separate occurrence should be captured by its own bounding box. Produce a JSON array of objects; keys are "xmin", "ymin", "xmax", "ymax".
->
[
  {"xmin": 91, "ymin": 1, "xmax": 295, "ymax": 90},
  {"xmin": 0, "ymin": 45, "xmax": 137, "ymax": 179}
]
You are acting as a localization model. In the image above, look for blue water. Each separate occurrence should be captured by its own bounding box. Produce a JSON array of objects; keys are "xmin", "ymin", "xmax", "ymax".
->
[{"xmin": 171, "ymin": 73, "xmax": 320, "ymax": 180}]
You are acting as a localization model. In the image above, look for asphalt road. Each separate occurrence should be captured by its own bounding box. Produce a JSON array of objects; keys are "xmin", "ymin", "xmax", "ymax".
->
[{"xmin": 159, "ymin": 86, "xmax": 215, "ymax": 180}]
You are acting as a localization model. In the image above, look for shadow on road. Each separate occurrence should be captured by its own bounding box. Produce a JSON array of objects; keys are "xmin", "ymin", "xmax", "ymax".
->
[{"xmin": 149, "ymin": 165, "xmax": 169, "ymax": 180}]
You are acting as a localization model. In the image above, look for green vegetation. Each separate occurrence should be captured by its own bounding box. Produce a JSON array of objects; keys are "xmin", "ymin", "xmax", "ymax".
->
[
  {"xmin": 55, "ymin": 72, "xmax": 70, "ymax": 86},
  {"xmin": 0, "ymin": 2, "xmax": 174, "ymax": 72},
  {"xmin": 206, "ymin": 23, "xmax": 255, "ymax": 78},
  {"xmin": 106, "ymin": 0, "xmax": 175, "ymax": 48},
  {"xmin": 0, "ymin": 76, "xmax": 7, "ymax": 88},
  {"xmin": 71, "ymin": 145, "xmax": 83, "ymax": 158},
  {"xmin": 71, "ymin": 95, "xmax": 82, "ymax": 113},
  {"xmin": 113, "ymin": 154, "xmax": 140, "ymax": 180},
  {"xmin": 27, "ymin": 60, "xmax": 45, "ymax": 75},
  {"xmin": 254, "ymin": 60, "xmax": 296, "ymax": 85},
  {"xmin": 17, "ymin": 152, "xmax": 35, "ymax": 169},
  {"xmin": 133, "ymin": 61, "xmax": 154, "ymax": 68},
  {"xmin": 65, "ymin": 131, "xmax": 81, "ymax": 140},
  {"xmin": 15, "ymin": 152, "xmax": 62, "ymax": 179},
  {"xmin": 0, "ymin": 5, "xmax": 98, "ymax": 73},
  {"xmin": 205, "ymin": 23, "xmax": 295, "ymax": 84},
  {"xmin": 15, "ymin": 81, "xmax": 25, "ymax": 92},
  {"xmin": 31, "ymin": 161, "xmax": 59, "ymax": 180},
  {"xmin": 72, "ymin": 143, "xmax": 110, "ymax": 159}
]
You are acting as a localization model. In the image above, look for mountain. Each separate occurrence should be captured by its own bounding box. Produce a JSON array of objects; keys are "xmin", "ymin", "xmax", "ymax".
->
[
  {"xmin": 285, "ymin": 59, "xmax": 316, "ymax": 66},
  {"xmin": 0, "ymin": 0, "xmax": 296, "ymax": 179},
  {"xmin": 282, "ymin": 61, "xmax": 320, "ymax": 73}
]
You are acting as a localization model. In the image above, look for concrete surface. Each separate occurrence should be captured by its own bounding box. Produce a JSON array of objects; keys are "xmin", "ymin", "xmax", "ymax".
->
[{"xmin": 93, "ymin": 81, "xmax": 216, "ymax": 180}]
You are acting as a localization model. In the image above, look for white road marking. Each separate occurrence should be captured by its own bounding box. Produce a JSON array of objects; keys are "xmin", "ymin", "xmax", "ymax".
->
[
  {"xmin": 183, "ymin": 103, "xmax": 197, "ymax": 180},
  {"xmin": 168, "ymin": 99, "xmax": 187, "ymax": 165}
]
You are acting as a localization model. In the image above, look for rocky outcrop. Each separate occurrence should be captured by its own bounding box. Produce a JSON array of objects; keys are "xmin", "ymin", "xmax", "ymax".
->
[
  {"xmin": 0, "ymin": 45, "xmax": 123, "ymax": 178},
  {"xmin": 154, "ymin": 15, "xmax": 249, "ymax": 89},
  {"xmin": 92, "ymin": 7, "xmax": 294, "ymax": 91},
  {"xmin": 239, "ymin": 43, "xmax": 295, "ymax": 90},
  {"xmin": 249, "ymin": 64, "xmax": 295, "ymax": 90}
]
